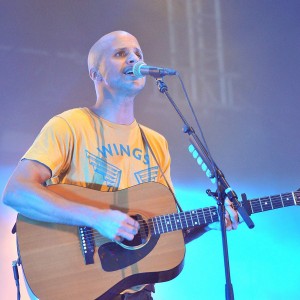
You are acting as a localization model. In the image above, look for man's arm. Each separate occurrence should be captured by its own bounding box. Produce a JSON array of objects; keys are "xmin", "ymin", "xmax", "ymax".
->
[
  {"xmin": 183, "ymin": 225, "xmax": 208, "ymax": 244},
  {"xmin": 2, "ymin": 159, "xmax": 139, "ymax": 241}
]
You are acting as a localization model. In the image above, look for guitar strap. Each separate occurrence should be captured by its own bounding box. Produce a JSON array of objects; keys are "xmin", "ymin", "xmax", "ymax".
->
[{"xmin": 138, "ymin": 124, "xmax": 183, "ymax": 213}]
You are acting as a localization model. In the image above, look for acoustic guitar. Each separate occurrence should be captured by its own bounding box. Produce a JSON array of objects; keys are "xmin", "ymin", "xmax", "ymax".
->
[{"xmin": 16, "ymin": 182, "xmax": 300, "ymax": 299}]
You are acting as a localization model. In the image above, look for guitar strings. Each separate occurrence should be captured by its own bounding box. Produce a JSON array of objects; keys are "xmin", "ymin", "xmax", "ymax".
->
[
  {"xmin": 78, "ymin": 192, "xmax": 300, "ymax": 247},
  {"xmin": 81, "ymin": 213, "xmax": 214, "ymax": 239},
  {"xmin": 79, "ymin": 213, "xmax": 218, "ymax": 244}
]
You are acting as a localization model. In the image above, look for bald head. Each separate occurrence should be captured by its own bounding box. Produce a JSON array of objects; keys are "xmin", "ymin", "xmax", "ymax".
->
[{"xmin": 87, "ymin": 31, "xmax": 140, "ymax": 73}]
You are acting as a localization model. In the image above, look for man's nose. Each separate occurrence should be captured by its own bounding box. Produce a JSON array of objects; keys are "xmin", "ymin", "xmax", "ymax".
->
[{"xmin": 127, "ymin": 52, "xmax": 140, "ymax": 64}]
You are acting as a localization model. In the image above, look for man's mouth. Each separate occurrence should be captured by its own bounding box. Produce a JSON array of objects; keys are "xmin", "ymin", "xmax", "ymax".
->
[{"xmin": 123, "ymin": 66, "xmax": 134, "ymax": 75}]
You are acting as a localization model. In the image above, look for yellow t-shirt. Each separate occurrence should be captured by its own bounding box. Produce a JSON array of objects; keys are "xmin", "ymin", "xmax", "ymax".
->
[{"xmin": 23, "ymin": 107, "xmax": 173, "ymax": 191}]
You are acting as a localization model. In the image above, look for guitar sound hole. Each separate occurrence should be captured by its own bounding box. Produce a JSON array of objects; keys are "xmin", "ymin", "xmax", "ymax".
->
[{"xmin": 121, "ymin": 214, "xmax": 149, "ymax": 248}]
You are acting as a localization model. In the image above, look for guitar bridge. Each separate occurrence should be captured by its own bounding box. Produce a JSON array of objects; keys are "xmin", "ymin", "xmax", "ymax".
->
[{"xmin": 78, "ymin": 226, "xmax": 95, "ymax": 265}]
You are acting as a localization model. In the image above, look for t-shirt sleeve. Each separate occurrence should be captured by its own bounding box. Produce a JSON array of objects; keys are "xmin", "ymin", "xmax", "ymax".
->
[{"xmin": 22, "ymin": 116, "xmax": 74, "ymax": 178}]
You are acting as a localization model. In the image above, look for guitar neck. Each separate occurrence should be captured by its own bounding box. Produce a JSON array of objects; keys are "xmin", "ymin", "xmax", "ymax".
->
[
  {"xmin": 149, "ymin": 206, "xmax": 219, "ymax": 235},
  {"xmin": 149, "ymin": 190, "xmax": 300, "ymax": 234},
  {"xmin": 246, "ymin": 190, "xmax": 300, "ymax": 215}
]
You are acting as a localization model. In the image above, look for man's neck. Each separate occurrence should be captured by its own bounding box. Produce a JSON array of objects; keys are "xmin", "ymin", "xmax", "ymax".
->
[{"xmin": 91, "ymin": 95, "xmax": 135, "ymax": 125}]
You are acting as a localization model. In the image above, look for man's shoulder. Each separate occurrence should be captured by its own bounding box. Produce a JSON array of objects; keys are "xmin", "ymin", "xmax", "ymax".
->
[
  {"xmin": 57, "ymin": 107, "xmax": 87, "ymax": 121},
  {"xmin": 52, "ymin": 107, "xmax": 93, "ymax": 127},
  {"xmin": 42, "ymin": 107, "xmax": 92, "ymax": 133}
]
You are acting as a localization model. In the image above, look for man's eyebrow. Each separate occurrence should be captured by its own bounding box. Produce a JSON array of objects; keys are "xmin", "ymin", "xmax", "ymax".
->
[
  {"xmin": 114, "ymin": 47, "xmax": 143, "ymax": 54},
  {"xmin": 114, "ymin": 47, "xmax": 127, "ymax": 52}
]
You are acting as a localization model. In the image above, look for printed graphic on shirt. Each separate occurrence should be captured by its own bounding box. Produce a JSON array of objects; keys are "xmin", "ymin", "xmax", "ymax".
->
[
  {"xmin": 97, "ymin": 144, "xmax": 150, "ymax": 165},
  {"xmin": 134, "ymin": 166, "xmax": 159, "ymax": 184},
  {"xmin": 85, "ymin": 150, "xmax": 121, "ymax": 188},
  {"xmin": 86, "ymin": 138, "xmax": 159, "ymax": 189}
]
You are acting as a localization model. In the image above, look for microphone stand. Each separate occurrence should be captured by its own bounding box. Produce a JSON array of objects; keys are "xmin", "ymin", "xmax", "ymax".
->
[{"xmin": 155, "ymin": 77, "xmax": 254, "ymax": 300}]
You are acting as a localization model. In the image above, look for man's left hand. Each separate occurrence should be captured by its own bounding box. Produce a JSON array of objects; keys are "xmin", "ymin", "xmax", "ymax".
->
[{"xmin": 207, "ymin": 199, "xmax": 239, "ymax": 231}]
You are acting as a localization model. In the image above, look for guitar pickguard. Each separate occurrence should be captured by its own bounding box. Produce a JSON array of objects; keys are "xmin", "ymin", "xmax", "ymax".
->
[{"xmin": 98, "ymin": 235, "xmax": 160, "ymax": 272}]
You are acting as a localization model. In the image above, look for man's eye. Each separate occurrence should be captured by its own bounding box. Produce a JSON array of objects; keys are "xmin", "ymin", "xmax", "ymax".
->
[
  {"xmin": 135, "ymin": 51, "xmax": 143, "ymax": 59},
  {"xmin": 115, "ymin": 51, "xmax": 126, "ymax": 57}
]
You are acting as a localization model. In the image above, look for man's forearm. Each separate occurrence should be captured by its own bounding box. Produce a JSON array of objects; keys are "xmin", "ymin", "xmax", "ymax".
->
[{"xmin": 183, "ymin": 225, "xmax": 209, "ymax": 244}]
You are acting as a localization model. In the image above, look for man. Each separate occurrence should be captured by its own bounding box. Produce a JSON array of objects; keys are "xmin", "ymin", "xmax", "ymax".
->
[{"xmin": 2, "ymin": 31, "xmax": 238, "ymax": 299}]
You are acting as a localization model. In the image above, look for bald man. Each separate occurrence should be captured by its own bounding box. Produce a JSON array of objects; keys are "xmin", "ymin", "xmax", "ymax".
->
[{"xmin": 3, "ymin": 31, "xmax": 238, "ymax": 300}]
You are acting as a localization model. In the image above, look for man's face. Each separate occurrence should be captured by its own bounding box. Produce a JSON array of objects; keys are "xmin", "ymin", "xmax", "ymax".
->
[{"xmin": 98, "ymin": 33, "xmax": 146, "ymax": 95}]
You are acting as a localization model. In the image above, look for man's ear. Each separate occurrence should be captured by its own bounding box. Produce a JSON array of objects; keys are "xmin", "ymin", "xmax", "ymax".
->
[{"xmin": 89, "ymin": 67, "xmax": 103, "ymax": 82}]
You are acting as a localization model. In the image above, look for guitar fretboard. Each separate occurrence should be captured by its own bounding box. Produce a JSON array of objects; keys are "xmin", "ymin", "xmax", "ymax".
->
[
  {"xmin": 149, "ymin": 206, "xmax": 219, "ymax": 235},
  {"xmin": 247, "ymin": 191, "xmax": 300, "ymax": 214}
]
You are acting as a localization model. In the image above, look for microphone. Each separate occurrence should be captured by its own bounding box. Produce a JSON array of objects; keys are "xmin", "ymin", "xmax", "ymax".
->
[{"xmin": 132, "ymin": 61, "xmax": 177, "ymax": 78}]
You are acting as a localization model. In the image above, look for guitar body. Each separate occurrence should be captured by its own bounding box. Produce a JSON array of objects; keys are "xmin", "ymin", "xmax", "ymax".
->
[{"xmin": 16, "ymin": 182, "xmax": 185, "ymax": 300}]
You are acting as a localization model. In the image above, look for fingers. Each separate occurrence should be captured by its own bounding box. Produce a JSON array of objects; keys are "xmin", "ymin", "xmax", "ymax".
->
[
  {"xmin": 96, "ymin": 209, "xmax": 141, "ymax": 242},
  {"xmin": 117, "ymin": 216, "xmax": 139, "ymax": 241},
  {"xmin": 224, "ymin": 199, "xmax": 239, "ymax": 230},
  {"xmin": 205, "ymin": 202, "xmax": 240, "ymax": 232},
  {"xmin": 110, "ymin": 212, "xmax": 140, "ymax": 241},
  {"xmin": 126, "ymin": 215, "xmax": 140, "ymax": 232}
]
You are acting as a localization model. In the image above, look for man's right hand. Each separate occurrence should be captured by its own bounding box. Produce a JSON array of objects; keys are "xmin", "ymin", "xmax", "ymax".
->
[{"xmin": 93, "ymin": 209, "xmax": 140, "ymax": 242}]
